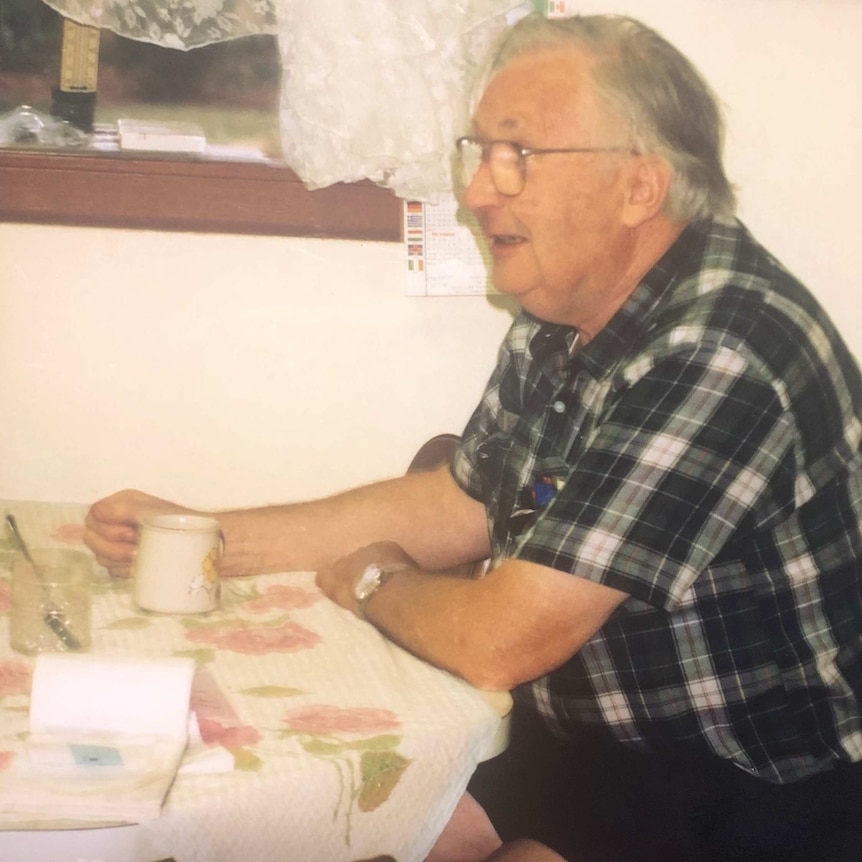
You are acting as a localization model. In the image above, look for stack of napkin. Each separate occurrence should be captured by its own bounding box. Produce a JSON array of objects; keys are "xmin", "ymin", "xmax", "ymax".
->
[{"xmin": 0, "ymin": 654, "xmax": 195, "ymax": 823}]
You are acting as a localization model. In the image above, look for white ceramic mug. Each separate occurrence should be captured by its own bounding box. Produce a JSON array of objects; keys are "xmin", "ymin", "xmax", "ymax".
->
[{"xmin": 134, "ymin": 514, "xmax": 223, "ymax": 614}]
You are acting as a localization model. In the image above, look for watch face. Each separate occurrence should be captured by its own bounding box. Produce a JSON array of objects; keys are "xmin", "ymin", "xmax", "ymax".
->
[{"xmin": 355, "ymin": 564, "xmax": 382, "ymax": 602}]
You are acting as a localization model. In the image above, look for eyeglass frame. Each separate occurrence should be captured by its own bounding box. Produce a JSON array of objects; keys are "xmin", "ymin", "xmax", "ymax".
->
[{"xmin": 455, "ymin": 136, "xmax": 634, "ymax": 197}]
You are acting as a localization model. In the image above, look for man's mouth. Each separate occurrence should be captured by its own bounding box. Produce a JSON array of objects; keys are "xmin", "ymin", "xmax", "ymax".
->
[{"xmin": 491, "ymin": 234, "xmax": 525, "ymax": 247}]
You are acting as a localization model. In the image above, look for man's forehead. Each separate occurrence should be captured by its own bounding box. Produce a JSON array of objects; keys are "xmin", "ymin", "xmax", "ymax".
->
[{"xmin": 472, "ymin": 47, "xmax": 599, "ymax": 139}]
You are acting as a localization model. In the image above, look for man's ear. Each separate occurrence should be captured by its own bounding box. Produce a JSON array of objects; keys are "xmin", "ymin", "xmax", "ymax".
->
[{"xmin": 622, "ymin": 153, "xmax": 673, "ymax": 227}]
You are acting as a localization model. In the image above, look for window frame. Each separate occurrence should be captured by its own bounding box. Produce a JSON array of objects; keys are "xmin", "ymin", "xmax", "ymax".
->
[{"xmin": 0, "ymin": 149, "xmax": 403, "ymax": 242}]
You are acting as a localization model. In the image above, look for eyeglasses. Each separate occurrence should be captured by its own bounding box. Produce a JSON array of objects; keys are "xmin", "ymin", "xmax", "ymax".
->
[{"xmin": 455, "ymin": 136, "xmax": 632, "ymax": 197}]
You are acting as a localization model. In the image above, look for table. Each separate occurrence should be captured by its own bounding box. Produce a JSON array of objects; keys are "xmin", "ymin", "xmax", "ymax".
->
[{"xmin": 0, "ymin": 501, "xmax": 510, "ymax": 862}]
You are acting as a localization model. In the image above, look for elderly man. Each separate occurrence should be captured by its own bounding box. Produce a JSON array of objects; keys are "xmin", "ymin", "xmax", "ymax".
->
[{"xmin": 85, "ymin": 13, "xmax": 862, "ymax": 862}]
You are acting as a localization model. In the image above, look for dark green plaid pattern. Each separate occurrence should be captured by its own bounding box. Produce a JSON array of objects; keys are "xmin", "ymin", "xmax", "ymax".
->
[{"xmin": 453, "ymin": 217, "xmax": 862, "ymax": 783}]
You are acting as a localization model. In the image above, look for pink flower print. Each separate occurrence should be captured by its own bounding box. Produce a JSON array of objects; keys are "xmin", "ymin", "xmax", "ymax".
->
[
  {"xmin": 0, "ymin": 579, "xmax": 10, "ymax": 613},
  {"xmin": 0, "ymin": 751, "xmax": 16, "ymax": 772},
  {"xmin": 51, "ymin": 523, "xmax": 86, "ymax": 544},
  {"xmin": 0, "ymin": 661, "xmax": 32, "ymax": 696},
  {"xmin": 186, "ymin": 620, "xmax": 321, "ymax": 655},
  {"xmin": 283, "ymin": 705, "xmax": 401, "ymax": 736},
  {"xmin": 242, "ymin": 584, "xmax": 320, "ymax": 614},
  {"xmin": 197, "ymin": 718, "xmax": 261, "ymax": 749}
]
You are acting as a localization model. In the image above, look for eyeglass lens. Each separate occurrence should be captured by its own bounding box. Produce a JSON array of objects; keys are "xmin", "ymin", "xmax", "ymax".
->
[{"xmin": 458, "ymin": 139, "xmax": 523, "ymax": 196}]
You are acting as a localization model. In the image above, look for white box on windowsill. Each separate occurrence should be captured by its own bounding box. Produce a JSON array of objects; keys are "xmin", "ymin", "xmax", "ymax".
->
[{"xmin": 118, "ymin": 119, "xmax": 207, "ymax": 154}]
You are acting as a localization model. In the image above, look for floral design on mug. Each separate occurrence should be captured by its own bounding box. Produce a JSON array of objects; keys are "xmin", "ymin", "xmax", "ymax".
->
[{"xmin": 188, "ymin": 547, "xmax": 220, "ymax": 599}]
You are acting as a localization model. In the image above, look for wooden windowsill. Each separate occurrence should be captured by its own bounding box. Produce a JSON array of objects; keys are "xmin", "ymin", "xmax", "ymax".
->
[{"xmin": 0, "ymin": 149, "xmax": 403, "ymax": 242}]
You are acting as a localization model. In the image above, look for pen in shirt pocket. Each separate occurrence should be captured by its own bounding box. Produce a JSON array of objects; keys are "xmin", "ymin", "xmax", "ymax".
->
[{"xmin": 508, "ymin": 474, "xmax": 566, "ymax": 537}]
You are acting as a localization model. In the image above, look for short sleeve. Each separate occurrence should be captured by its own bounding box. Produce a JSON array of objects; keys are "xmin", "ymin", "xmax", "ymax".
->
[{"xmin": 515, "ymin": 344, "xmax": 798, "ymax": 610}]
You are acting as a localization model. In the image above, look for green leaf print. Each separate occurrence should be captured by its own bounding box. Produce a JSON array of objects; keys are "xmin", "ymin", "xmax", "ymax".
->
[
  {"xmin": 239, "ymin": 685, "xmax": 304, "ymax": 698},
  {"xmin": 103, "ymin": 617, "xmax": 151, "ymax": 630},
  {"xmin": 356, "ymin": 749, "xmax": 411, "ymax": 812}
]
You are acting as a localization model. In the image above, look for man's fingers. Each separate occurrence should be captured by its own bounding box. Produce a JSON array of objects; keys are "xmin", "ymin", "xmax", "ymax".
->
[{"xmin": 84, "ymin": 517, "xmax": 139, "ymax": 544}]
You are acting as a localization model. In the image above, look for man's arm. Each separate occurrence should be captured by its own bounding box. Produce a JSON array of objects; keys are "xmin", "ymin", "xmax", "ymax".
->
[
  {"xmin": 316, "ymin": 543, "xmax": 628, "ymax": 691},
  {"xmin": 84, "ymin": 465, "xmax": 491, "ymax": 578},
  {"xmin": 86, "ymin": 468, "xmax": 627, "ymax": 689}
]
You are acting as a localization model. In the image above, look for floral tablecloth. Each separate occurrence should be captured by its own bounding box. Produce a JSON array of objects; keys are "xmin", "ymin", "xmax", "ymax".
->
[{"xmin": 0, "ymin": 501, "xmax": 508, "ymax": 862}]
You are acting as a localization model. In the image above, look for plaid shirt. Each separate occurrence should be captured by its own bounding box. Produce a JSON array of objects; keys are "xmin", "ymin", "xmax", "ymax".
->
[{"xmin": 452, "ymin": 217, "xmax": 862, "ymax": 783}]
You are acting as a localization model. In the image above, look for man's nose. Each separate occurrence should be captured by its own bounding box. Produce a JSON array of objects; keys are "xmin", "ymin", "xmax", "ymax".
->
[{"xmin": 463, "ymin": 159, "xmax": 501, "ymax": 212}]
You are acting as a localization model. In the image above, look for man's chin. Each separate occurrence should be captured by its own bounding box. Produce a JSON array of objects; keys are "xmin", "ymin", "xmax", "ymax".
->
[
  {"xmin": 492, "ymin": 281, "xmax": 545, "ymax": 317},
  {"xmin": 490, "ymin": 271, "xmax": 532, "ymax": 303},
  {"xmin": 489, "ymin": 274, "xmax": 571, "ymax": 324},
  {"xmin": 511, "ymin": 292, "xmax": 576, "ymax": 327}
]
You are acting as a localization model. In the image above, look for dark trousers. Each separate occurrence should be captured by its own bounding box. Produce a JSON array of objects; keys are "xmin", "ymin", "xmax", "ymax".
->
[{"xmin": 468, "ymin": 707, "xmax": 862, "ymax": 862}]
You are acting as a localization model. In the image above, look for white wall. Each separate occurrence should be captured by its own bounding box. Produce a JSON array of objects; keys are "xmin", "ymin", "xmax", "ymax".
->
[
  {"xmin": 572, "ymin": 0, "xmax": 862, "ymax": 331},
  {"xmin": 0, "ymin": 228, "xmax": 515, "ymax": 507},
  {"xmin": 2, "ymin": 0, "xmax": 860, "ymax": 509}
]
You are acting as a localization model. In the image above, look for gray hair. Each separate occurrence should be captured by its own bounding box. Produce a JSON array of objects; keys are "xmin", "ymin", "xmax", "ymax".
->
[{"xmin": 474, "ymin": 13, "xmax": 736, "ymax": 221}]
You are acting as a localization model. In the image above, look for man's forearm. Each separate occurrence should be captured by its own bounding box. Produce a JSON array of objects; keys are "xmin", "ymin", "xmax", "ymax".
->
[
  {"xmin": 217, "ymin": 466, "xmax": 490, "ymax": 577},
  {"xmin": 318, "ymin": 552, "xmax": 628, "ymax": 691}
]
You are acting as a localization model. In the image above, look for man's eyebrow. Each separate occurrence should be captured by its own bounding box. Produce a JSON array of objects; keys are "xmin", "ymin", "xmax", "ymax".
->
[{"xmin": 472, "ymin": 116, "xmax": 521, "ymax": 137}]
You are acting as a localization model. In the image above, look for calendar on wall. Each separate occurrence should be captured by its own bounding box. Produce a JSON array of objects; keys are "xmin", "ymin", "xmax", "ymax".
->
[{"xmin": 403, "ymin": 198, "xmax": 495, "ymax": 297}]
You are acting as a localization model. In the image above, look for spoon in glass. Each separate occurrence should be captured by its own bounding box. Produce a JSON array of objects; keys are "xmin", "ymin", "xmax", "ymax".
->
[{"xmin": 5, "ymin": 514, "xmax": 82, "ymax": 650}]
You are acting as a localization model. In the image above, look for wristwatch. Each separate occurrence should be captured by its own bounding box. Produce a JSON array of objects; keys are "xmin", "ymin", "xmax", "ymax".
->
[{"xmin": 354, "ymin": 562, "xmax": 408, "ymax": 619}]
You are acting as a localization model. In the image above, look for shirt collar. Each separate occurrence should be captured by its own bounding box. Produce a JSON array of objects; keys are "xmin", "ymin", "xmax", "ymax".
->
[{"xmin": 528, "ymin": 221, "xmax": 710, "ymax": 379}]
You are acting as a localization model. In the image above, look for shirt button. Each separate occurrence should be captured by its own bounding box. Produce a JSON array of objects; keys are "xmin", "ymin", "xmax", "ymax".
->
[{"xmin": 552, "ymin": 400, "xmax": 566, "ymax": 413}]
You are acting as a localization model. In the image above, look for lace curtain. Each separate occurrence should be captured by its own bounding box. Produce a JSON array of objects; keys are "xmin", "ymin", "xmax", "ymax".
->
[{"xmin": 43, "ymin": 0, "xmax": 530, "ymax": 200}]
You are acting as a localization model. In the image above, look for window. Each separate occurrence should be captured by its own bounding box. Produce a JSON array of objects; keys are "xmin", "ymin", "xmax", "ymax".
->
[
  {"xmin": 1, "ymin": 3, "xmax": 282, "ymax": 158},
  {"xmin": 0, "ymin": 2, "xmax": 401, "ymax": 240}
]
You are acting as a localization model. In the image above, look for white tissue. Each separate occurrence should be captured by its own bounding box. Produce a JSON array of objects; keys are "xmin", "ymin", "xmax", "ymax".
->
[
  {"xmin": 0, "ymin": 654, "xmax": 197, "ymax": 823},
  {"xmin": 30, "ymin": 654, "xmax": 195, "ymax": 737}
]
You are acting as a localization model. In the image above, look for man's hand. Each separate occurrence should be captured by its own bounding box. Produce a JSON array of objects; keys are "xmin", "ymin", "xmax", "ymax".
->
[
  {"xmin": 316, "ymin": 541, "xmax": 417, "ymax": 618},
  {"xmin": 84, "ymin": 490, "xmax": 190, "ymax": 577}
]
